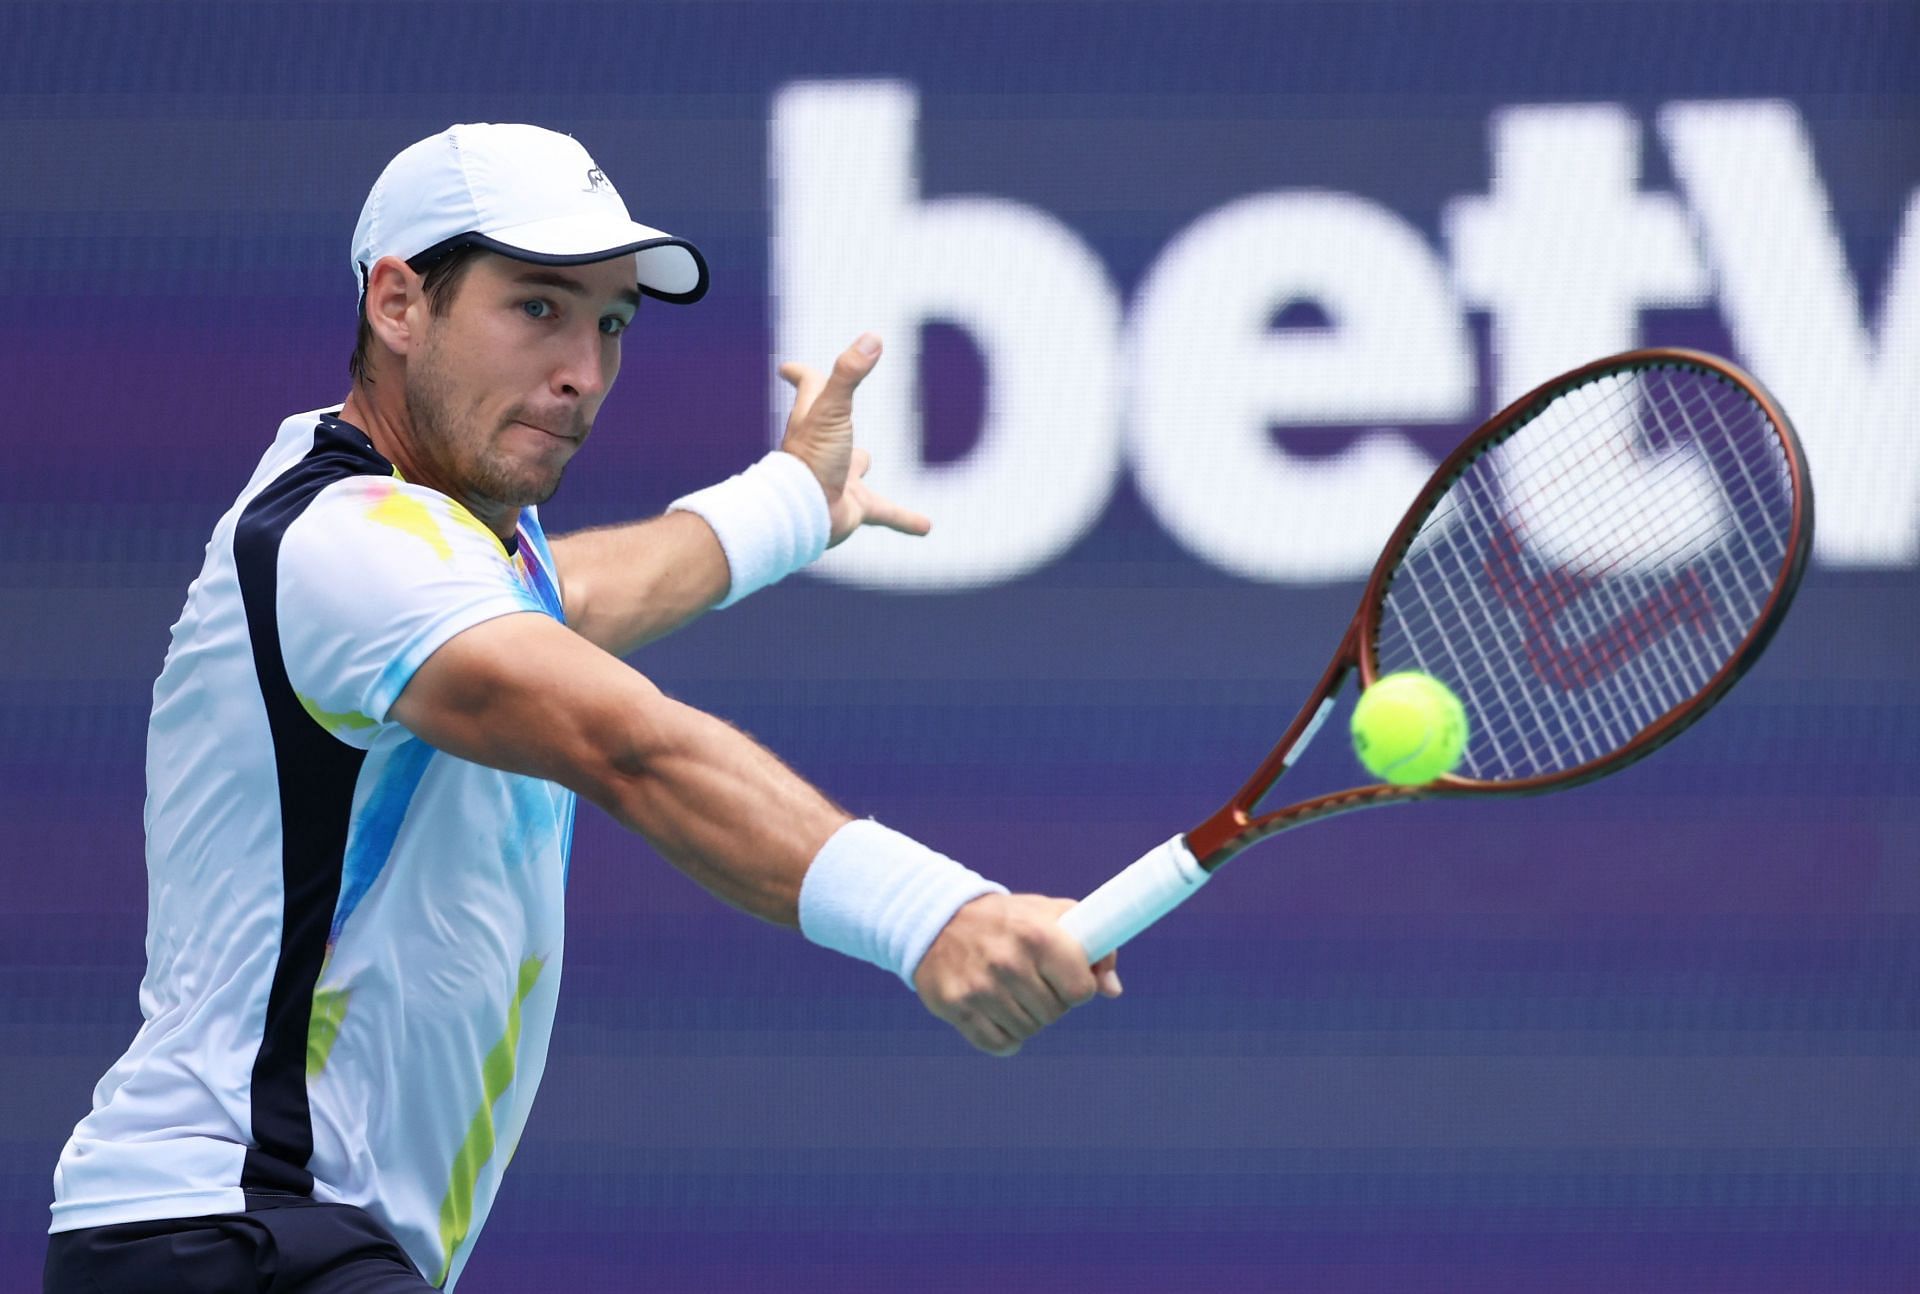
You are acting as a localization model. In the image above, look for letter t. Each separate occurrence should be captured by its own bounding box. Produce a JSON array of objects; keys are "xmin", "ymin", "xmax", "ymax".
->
[{"xmin": 1447, "ymin": 104, "xmax": 1710, "ymax": 403}]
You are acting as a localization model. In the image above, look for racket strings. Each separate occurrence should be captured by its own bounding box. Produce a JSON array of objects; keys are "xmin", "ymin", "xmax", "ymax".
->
[
  {"xmin": 1375, "ymin": 364, "xmax": 1796, "ymax": 781},
  {"xmin": 1445, "ymin": 375, "xmax": 1781, "ymax": 770}
]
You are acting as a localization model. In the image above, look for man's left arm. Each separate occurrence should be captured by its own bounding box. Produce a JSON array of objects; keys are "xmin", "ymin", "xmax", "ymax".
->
[
  {"xmin": 550, "ymin": 332, "xmax": 929, "ymax": 656},
  {"xmin": 546, "ymin": 511, "xmax": 729, "ymax": 655}
]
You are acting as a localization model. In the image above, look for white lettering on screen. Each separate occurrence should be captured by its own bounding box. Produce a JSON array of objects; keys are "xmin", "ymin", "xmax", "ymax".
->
[
  {"xmin": 768, "ymin": 83, "xmax": 1919, "ymax": 588},
  {"xmin": 1661, "ymin": 100, "xmax": 1920, "ymax": 568},
  {"xmin": 1131, "ymin": 192, "xmax": 1471, "ymax": 582},
  {"xmin": 772, "ymin": 81, "xmax": 1123, "ymax": 591}
]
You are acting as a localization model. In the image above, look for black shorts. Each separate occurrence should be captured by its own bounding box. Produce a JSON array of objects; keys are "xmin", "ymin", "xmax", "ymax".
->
[{"xmin": 44, "ymin": 1193, "xmax": 433, "ymax": 1293}]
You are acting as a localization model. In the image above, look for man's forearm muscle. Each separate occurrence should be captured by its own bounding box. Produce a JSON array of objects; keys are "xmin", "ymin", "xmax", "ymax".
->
[
  {"xmin": 390, "ymin": 611, "xmax": 845, "ymax": 923},
  {"xmin": 601, "ymin": 697, "xmax": 852, "ymax": 921}
]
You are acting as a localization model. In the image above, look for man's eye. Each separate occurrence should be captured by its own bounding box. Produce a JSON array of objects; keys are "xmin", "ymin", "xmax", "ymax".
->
[
  {"xmin": 521, "ymin": 300, "xmax": 553, "ymax": 319},
  {"xmin": 600, "ymin": 315, "xmax": 630, "ymax": 337}
]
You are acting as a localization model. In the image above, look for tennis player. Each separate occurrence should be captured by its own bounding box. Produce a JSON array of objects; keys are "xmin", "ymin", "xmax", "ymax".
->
[{"xmin": 45, "ymin": 123, "xmax": 1119, "ymax": 1293}]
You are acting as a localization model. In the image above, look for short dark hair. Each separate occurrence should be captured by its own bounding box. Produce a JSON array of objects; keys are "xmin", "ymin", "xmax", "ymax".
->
[{"xmin": 348, "ymin": 244, "xmax": 487, "ymax": 385}]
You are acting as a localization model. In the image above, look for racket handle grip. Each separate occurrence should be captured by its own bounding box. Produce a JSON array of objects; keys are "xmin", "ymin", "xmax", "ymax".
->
[{"xmin": 1058, "ymin": 834, "xmax": 1209, "ymax": 963}]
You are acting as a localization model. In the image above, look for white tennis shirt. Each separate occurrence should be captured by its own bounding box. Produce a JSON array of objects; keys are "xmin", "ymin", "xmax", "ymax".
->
[{"xmin": 50, "ymin": 409, "xmax": 576, "ymax": 1289}]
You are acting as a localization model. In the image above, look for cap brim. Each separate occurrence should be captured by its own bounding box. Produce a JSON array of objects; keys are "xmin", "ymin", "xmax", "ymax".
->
[{"xmin": 447, "ymin": 214, "xmax": 709, "ymax": 304}]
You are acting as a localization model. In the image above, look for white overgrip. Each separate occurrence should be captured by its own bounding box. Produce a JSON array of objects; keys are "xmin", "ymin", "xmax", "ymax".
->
[{"xmin": 1057, "ymin": 834, "xmax": 1210, "ymax": 963}]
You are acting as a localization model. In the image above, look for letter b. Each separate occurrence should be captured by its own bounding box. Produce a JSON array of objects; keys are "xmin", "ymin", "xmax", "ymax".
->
[{"xmin": 771, "ymin": 82, "xmax": 1123, "ymax": 590}]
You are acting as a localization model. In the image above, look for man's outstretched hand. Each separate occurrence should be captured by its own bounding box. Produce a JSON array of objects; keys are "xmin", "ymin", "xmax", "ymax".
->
[
  {"xmin": 778, "ymin": 333, "xmax": 933, "ymax": 547},
  {"xmin": 913, "ymin": 893, "xmax": 1124, "ymax": 1057}
]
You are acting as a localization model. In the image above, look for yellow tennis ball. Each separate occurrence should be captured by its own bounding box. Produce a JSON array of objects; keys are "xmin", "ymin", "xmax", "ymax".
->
[{"xmin": 1350, "ymin": 672, "xmax": 1469, "ymax": 785}]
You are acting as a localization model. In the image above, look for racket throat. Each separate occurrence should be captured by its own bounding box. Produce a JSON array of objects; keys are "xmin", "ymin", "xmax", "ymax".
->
[{"xmin": 1201, "ymin": 671, "xmax": 1347, "ymax": 868}]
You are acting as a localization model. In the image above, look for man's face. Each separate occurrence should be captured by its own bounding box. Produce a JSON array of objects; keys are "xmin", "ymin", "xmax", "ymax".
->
[{"xmin": 403, "ymin": 251, "xmax": 638, "ymax": 512}]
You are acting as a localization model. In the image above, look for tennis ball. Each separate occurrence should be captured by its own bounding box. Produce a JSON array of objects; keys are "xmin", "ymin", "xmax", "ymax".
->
[{"xmin": 1350, "ymin": 672, "xmax": 1469, "ymax": 785}]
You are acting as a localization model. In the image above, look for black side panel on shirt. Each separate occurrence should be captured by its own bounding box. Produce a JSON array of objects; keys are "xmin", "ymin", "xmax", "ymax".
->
[{"xmin": 231, "ymin": 415, "xmax": 391, "ymax": 1195}]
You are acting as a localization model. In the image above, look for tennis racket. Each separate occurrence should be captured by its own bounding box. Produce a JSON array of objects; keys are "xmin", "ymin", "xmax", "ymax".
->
[{"xmin": 1060, "ymin": 347, "xmax": 1815, "ymax": 963}]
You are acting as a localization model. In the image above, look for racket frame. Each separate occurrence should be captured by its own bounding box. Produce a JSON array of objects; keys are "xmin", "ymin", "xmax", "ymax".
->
[{"xmin": 1185, "ymin": 347, "xmax": 1814, "ymax": 870}]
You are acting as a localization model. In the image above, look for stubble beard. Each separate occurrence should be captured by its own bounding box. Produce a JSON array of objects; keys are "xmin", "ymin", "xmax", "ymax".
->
[{"xmin": 405, "ymin": 342, "xmax": 570, "ymax": 513}]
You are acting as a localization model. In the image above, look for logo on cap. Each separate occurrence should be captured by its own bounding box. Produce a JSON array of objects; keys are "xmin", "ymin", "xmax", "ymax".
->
[{"xmin": 583, "ymin": 167, "xmax": 611, "ymax": 194}]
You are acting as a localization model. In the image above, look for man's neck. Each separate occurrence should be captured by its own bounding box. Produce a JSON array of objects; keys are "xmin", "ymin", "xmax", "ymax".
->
[{"xmin": 338, "ymin": 383, "xmax": 411, "ymax": 471}]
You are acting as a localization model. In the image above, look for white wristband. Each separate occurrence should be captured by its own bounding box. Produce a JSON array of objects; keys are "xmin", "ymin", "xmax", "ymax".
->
[
  {"xmin": 798, "ymin": 819, "xmax": 1008, "ymax": 988},
  {"xmin": 668, "ymin": 450, "xmax": 830, "ymax": 607}
]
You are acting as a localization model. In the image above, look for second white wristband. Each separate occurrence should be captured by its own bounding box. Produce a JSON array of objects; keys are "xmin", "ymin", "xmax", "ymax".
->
[{"xmin": 798, "ymin": 819, "xmax": 1008, "ymax": 988}]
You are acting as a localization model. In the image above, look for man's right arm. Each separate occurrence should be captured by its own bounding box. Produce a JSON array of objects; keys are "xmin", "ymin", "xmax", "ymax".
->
[
  {"xmin": 389, "ymin": 610, "xmax": 1117, "ymax": 1055},
  {"xmin": 391, "ymin": 609, "xmax": 846, "ymax": 922}
]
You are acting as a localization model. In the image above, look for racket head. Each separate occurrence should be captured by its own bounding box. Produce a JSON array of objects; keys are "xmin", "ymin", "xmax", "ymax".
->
[{"xmin": 1357, "ymin": 347, "xmax": 1814, "ymax": 795}]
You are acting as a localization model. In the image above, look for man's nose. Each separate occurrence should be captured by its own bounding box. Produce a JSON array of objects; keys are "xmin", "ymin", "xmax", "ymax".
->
[{"xmin": 554, "ymin": 330, "xmax": 609, "ymax": 400}]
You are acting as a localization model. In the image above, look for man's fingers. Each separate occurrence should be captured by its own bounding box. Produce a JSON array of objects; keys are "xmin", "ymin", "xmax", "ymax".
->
[
  {"xmin": 854, "ymin": 486, "xmax": 932, "ymax": 537},
  {"xmin": 819, "ymin": 332, "xmax": 883, "ymax": 409},
  {"xmin": 998, "ymin": 966, "xmax": 1069, "ymax": 1029},
  {"xmin": 960, "ymin": 1010, "xmax": 1022, "ymax": 1058},
  {"xmin": 1035, "ymin": 936, "xmax": 1101, "ymax": 1009},
  {"xmin": 974, "ymin": 975, "xmax": 1051, "ymax": 1037},
  {"xmin": 776, "ymin": 360, "xmax": 820, "ymax": 393},
  {"xmin": 777, "ymin": 361, "xmax": 826, "ymax": 423},
  {"xmin": 1033, "ymin": 897, "xmax": 1115, "ymax": 1005},
  {"xmin": 781, "ymin": 337, "xmax": 877, "ymax": 452},
  {"xmin": 933, "ymin": 991, "xmax": 1028, "ymax": 1057}
]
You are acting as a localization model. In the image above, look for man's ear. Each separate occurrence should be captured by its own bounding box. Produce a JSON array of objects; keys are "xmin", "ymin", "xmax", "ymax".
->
[{"xmin": 363, "ymin": 255, "xmax": 427, "ymax": 359}]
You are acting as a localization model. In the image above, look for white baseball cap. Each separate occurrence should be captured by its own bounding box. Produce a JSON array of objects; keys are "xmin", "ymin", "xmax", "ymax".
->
[{"xmin": 351, "ymin": 122, "xmax": 708, "ymax": 309}]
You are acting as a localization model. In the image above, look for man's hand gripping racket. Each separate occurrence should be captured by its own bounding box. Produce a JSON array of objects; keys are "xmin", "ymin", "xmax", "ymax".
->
[{"xmin": 1060, "ymin": 349, "xmax": 1816, "ymax": 963}]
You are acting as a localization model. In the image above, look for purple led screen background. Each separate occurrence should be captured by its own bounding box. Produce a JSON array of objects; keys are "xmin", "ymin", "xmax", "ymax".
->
[{"xmin": 4, "ymin": 2, "xmax": 1917, "ymax": 1290}]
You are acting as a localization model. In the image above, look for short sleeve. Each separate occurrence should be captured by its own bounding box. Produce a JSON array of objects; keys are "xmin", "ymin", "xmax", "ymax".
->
[{"xmin": 277, "ymin": 476, "xmax": 545, "ymax": 735}]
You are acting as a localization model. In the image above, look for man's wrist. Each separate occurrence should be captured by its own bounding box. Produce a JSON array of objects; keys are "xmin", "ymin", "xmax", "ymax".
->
[
  {"xmin": 667, "ymin": 450, "xmax": 829, "ymax": 607},
  {"xmin": 798, "ymin": 818, "xmax": 1008, "ymax": 987}
]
